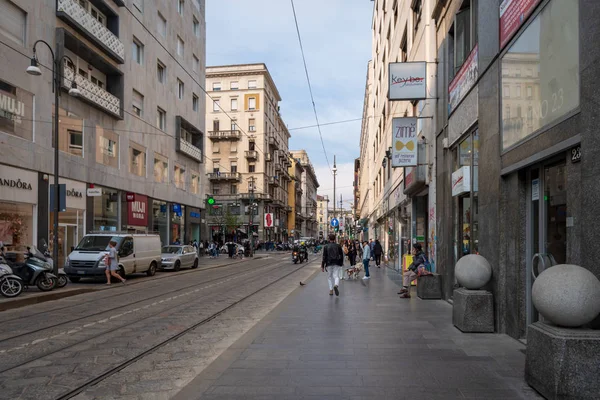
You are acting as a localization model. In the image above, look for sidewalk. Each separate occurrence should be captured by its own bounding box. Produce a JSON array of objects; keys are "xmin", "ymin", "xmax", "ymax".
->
[
  {"xmin": 0, "ymin": 253, "xmax": 268, "ymax": 311},
  {"xmin": 177, "ymin": 264, "xmax": 543, "ymax": 400}
]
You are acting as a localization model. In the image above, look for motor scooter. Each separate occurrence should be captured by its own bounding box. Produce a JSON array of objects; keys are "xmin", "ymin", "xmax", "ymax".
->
[
  {"xmin": 39, "ymin": 241, "xmax": 68, "ymax": 288},
  {"xmin": 6, "ymin": 246, "xmax": 58, "ymax": 291},
  {"xmin": 0, "ymin": 257, "xmax": 24, "ymax": 298}
]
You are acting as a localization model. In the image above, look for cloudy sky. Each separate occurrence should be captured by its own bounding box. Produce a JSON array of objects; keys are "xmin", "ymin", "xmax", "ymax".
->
[{"xmin": 206, "ymin": 0, "xmax": 374, "ymax": 210}]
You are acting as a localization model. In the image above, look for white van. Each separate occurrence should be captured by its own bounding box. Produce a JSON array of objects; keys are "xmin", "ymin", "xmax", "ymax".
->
[{"xmin": 64, "ymin": 233, "xmax": 161, "ymax": 282}]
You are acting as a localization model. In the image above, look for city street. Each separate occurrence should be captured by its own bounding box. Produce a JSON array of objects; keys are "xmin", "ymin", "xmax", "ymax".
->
[{"xmin": 0, "ymin": 253, "xmax": 318, "ymax": 400}]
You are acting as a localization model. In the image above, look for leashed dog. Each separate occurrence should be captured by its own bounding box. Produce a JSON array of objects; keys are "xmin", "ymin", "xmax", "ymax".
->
[{"xmin": 345, "ymin": 263, "xmax": 364, "ymax": 280}]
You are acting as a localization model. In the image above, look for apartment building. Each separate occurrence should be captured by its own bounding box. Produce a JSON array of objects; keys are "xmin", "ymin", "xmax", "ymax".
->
[
  {"xmin": 316, "ymin": 195, "xmax": 329, "ymax": 239},
  {"xmin": 0, "ymin": 0, "xmax": 206, "ymax": 263},
  {"xmin": 289, "ymin": 150, "xmax": 319, "ymax": 238},
  {"xmin": 287, "ymin": 157, "xmax": 304, "ymax": 240},
  {"xmin": 359, "ymin": 0, "xmax": 438, "ymax": 271},
  {"xmin": 204, "ymin": 64, "xmax": 291, "ymax": 243}
]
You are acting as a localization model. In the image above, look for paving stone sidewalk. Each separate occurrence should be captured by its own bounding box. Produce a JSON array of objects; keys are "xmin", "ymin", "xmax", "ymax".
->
[{"xmin": 178, "ymin": 264, "xmax": 543, "ymax": 400}]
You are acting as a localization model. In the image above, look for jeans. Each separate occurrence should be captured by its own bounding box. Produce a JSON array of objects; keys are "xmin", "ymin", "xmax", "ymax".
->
[
  {"xmin": 363, "ymin": 259, "xmax": 370, "ymax": 277},
  {"xmin": 403, "ymin": 270, "xmax": 418, "ymax": 287},
  {"xmin": 327, "ymin": 266, "xmax": 341, "ymax": 290}
]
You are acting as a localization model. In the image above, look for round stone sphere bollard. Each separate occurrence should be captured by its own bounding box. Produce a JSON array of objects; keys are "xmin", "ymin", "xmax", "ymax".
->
[
  {"xmin": 455, "ymin": 254, "xmax": 493, "ymax": 289},
  {"xmin": 532, "ymin": 264, "xmax": 600, "ymax": 328}
]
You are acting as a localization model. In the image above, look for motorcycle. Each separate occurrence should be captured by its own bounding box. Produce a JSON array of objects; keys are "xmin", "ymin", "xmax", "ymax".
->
[
  {"xmin": 0, "ymin": 258, "xmax": 24, "ymax": 298},
  {"xmin": 292, "ymin": 250, "xmax": 306, "ymax": 264},
  {"xmin": 292, "ymin": 251, "xmax": 299, "ymax": 264},
  {"xmin": 7, "ymin": 246, "xmax": 58, "ymax": 292},
  {"xmin": 40, "ymin": 247, "xmax": 67, "ymax": 288}
]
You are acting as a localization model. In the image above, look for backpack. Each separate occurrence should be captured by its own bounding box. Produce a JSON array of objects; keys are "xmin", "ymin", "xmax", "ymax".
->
[{"xmin": 326, "ymin": 243, "xmax": 343, "ymax": 266}]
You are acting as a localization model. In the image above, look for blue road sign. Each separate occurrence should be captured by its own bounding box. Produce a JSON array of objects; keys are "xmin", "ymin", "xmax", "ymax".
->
[{"xmin": 330, "ymin": 218, "xmax": 339, "ymax": 227}]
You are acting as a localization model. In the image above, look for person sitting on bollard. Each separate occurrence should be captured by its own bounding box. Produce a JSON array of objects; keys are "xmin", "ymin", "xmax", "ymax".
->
[{"xmin": 399, "ymin": 243, "xmax": 427, "ymax": 298}]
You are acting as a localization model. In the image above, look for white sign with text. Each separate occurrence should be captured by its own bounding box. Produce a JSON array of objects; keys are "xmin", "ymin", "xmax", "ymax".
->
[
  {"xmin": 391, "ymin": 118, "xmax": 418, "ymax": 167},
  {"xmin": 388, "ymin": 62, "xmax": 427, "ymax": 100}
]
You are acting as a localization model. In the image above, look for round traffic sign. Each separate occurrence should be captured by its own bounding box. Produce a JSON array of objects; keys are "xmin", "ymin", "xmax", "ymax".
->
[{"xmin": 330, "ymin": 218, "xmax": 339, "ymax": 227}]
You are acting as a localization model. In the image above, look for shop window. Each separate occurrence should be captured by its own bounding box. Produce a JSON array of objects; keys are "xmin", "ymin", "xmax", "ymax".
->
[
  {"xmin": 95, "ymin": 127, "xmax": 118, "ymax": 168},
  {"xmin": 501, "ymin": 0, "xmax": 579, "ymax": 150},
  {"xmin": 0, "ymin": 202, "xmax": 34, "ymax": 249},
  {"xmin": 93, "ymin": 187, "xmax": 118, "ymax": 231},
  {"xmin": 154, "ymin": 153, "xmax": 168, "ymax": 183},
  {"xmin": 129, "ymin": 143, "xmax": 146, "ymax": 177}
]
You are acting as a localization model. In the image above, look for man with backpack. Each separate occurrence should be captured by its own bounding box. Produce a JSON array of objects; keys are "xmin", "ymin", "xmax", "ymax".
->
[
  {"xmin": 322, "ymin": 233, "xmax": 344, "ymax": 296},
  {"xmin": 399, "ymin": 243, "xmax": 427, "ymax": 298}
]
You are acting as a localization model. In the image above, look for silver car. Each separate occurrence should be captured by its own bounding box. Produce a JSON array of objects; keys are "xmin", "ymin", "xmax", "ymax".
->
[{"xmin": 160, "ymin": 245, "xmax": 199, "ymax": 271}]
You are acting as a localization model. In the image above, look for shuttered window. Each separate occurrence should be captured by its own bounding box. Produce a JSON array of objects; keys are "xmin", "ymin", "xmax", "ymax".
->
[
  {"xmin": 0, "ymin": 0, "xmax": 26, "ymax": 46},
  {"xmin": 132, "ymin": 90, "xmax": 144, "ymax": 117}
]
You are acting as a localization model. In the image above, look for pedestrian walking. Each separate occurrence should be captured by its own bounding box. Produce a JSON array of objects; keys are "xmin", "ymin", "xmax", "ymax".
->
[
  {"xmin": 369, "ymin": 239, "xmax": 375, "ymax": 260},
  {"xmin": 399, "ymin": 244, "xmax": 427, "ymax": 298},
  {"xmin": 105, "ymin": 240, "xmax": 126, "ymax": 285},
  {"xmin": 374, "ymin": 239, "xmax": 383, "ymax": 268},
  {"xmin": 322, "ymin": 233, "xmax": 344, "ymax": 296},
  {"xmin": 362, "ymin": 241, "xmax": 371, "ymax": 280},
  {"xmin": 198, "ymin": 240, "xmax": 204, "ymax": 256},
  {"xmin": 348, "ymin": 241, "xmax": 357, "ymax": 266}
]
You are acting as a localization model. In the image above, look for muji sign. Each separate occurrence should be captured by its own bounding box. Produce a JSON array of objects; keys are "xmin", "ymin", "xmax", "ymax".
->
[{"xmin": 127, "ymin": 194, "xmax": 148, "ymax": 226}]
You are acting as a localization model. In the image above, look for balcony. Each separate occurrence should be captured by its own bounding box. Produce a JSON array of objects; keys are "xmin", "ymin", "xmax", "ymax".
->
[
  {"xmin": 207, "ymin": 172, "xmax": 241, "ymax": 181},
  {"xmin": 245, "ymin": 150, "xmax": 259, "ymax": 160},
  {"xmin": 239, "ymin": 192, "xmax": 271, "ymax": 202},
  {"xmin": 176, "ymin": 116, "xmax": 203, "ymax": 163},
  {"xmin": 265, "ymin": 153, "xmax": 272, "ymax": 162},
  {"xmin": 208, "ymin": 130, "xmax": 241, "ymax": 141},
  {"xmin": 285, "ymin": 205, "xmax": 293, "ymax": 213},
  {"xmin": 63, "ymin": 62, "xmax": 121, "ymax": 118},
  {"xmin": 268, "ymin": 135, "xmax": 277, "ymax": 149},
  {"xmin": 268, "ymin": 176, "xmax": 280, "ymax": 187},
  {"xmin": 56, "ymin": 0, "xmax": 125, "ymax": 63}
]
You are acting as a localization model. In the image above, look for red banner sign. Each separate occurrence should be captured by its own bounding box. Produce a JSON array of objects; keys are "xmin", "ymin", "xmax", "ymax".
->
[
  {"xmin": 499, "ymin": 0, "xmax": 541, "ymax": 49},
  {"xmin": 127, "ymin": 194, "xmax": 148, "ymax": 226},
  {"xmin": 126, "ymin": 192, "xmax": 135, "ymax": 202}
]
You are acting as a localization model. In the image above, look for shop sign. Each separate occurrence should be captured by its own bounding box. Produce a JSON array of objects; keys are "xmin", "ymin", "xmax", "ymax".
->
[
  {"xmin": 388, "ymin": 62, "xmax": 427, "ymax": 100},
  {"xmin": 264, "ymin": 213, "xmax": 274, "ymax": 228},
  {"xmin": 531, "ymin": 179, "xmax": 540, "ymax": 201},
  {"xmin": 0, "ymin": 79, "xmax": 34, "ymax": 141},
  {"xmin": 500, "ymin": 0, "xmax": 541, "ymax": 49},
  {"xmin": 391, "ymin": 118, "xmax": 418, "ymax": 167},
  {"xmin": 190, "ymin": 211, "xmax": 200, "ymax": 218},
  {"xmin": 66, "ymin": 189, "xmax": 83, "ymax": 198},
  {"xmin": 0, "ymin": 165, "xmax": 38, "ymax": 204},
  {"xmin": 448, "ymin": 45, "xmax": 478, "ymax": 114},
  {"xmin": 87, "ymin": 188, "xmax": 102, "ymax": 197},
  {"xmin": 128, "ymin": 194, "xmax": 148, "ymax": 226},
  {"xmin": 189, "ymin": 209, "xmax": 201, "ymax": 223},
  {"xmin": 126, "ymin": 192, "xmax": 135, "ymax": 202},
  {"xmin": 452, "ymin": 166, "xmax": 471, "ymax": 197},
  {"xmin": 172, "ymin": 203, "xmax": 182, "ymax": 216}
]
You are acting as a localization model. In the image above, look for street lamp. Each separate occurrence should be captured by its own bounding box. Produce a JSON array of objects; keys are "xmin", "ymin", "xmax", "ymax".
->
[
  {"xmin": 332, "ymin": 155, "xmax": 337, "ymax": 237},
  {"xmin": 26, "ymin": 40, "xmax": 79, "ymax": 275}
]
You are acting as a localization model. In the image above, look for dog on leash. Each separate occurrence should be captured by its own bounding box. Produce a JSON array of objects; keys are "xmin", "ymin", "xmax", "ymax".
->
[{"xmin": 346, "ymin": 263, "xmax": 364, "ymax": 280}]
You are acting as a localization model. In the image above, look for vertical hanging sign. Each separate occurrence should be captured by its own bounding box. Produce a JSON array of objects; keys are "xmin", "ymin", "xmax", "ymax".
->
[{"xmin": 391, "ymin": 117, "xmax": 418, "ymax": 167}]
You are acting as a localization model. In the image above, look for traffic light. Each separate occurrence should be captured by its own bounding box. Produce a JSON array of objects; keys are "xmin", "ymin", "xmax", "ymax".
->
[
  {"xmin": 334, "ymin": 226, "xmax": 339, "ymax": 233},
  {"xmin": 207, "ymin": 196, "xmax": 215, "ymax": 206}
]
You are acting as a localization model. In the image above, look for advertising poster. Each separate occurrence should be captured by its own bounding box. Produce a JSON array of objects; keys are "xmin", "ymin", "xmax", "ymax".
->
[
  {"xmin": 391, "ymin": 118, "xmax": 418, "ymax": 168},
  {"xmin": 500, "ymin": 0, "xmax": 541, "ymax": 49},
  {"xmin": 388, "ymin": 62, "xmax": 427, "ymax": 100},
  {"xmin": 448, "ymin": 45, "xmax": 478, "ymax": 114},
  {"xmin": 264, "ymin": 213, "xmax": 274, "ymax": 228}
]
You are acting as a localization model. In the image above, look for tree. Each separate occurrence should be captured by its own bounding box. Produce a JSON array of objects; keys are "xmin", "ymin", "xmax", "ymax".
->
[{"xmin": 212, "ymin": 207, "xmax": 240, "ymax": 239}]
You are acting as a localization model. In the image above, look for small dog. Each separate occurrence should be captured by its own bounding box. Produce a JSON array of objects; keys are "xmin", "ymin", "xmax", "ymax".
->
[{"xmin": 345, "ymin": 264, "xmax": 364, "ymax": 280}]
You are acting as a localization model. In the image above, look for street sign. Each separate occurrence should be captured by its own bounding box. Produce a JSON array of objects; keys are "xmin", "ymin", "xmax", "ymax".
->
[{"xmin": 330, "ymin": 218, "xmax": 339, "ymax": 228}]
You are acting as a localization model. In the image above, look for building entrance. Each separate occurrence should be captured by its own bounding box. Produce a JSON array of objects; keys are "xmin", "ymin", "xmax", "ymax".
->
[{"xmin": 526, "ymin": 160, "xmax": 567, "ymax": 328}]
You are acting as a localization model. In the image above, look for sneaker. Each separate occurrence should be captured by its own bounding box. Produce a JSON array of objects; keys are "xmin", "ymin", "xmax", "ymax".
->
[
  {"xmin": 362, "ymin": 276, "xmax": 370, "ymax": 280},
  {"xmin": 334, "ymin": 286, "xmax": 339, "ymax": 296},
  {"xmin": 399, "ymin": 293, "xmax": 411, "ymax": 298},
  {"xmin": 398, "ymin": 288, "xmax": 408, "ymax": 294},
  {"xmin": 329, "ymin": 290, "xmax": 334, "ymax": 296}
]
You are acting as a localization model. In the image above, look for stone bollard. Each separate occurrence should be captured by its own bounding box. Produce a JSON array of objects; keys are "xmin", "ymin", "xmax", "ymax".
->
[
  {"xmin": 417, "ymin": 273, "xmax": 442, "ymax": 299},
  {"xmin": 452, "ymin": 255, "xmax": 494, "ymax": 333}
]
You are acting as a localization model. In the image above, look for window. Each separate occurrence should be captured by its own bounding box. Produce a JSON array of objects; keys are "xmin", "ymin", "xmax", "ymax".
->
[
  {"xmin": 157, "ymin": 60, "xmax": 166, "ymax": 83},
  {"xmin": 230, "ymin": 184, "xmax": 237, "ymax": 195},
  {"xmin": 230, "ymin": 162, "xmax": 237, "ymax": 173},
  {"xmin": 212, "ymin": 144, "xmax": 220, "ymax": 153},
  {"xmin": 78, "ymin": 68, "xmax": 88, "ymax": 79},
  {"xmin": 154, "ymin": 153, "xmax": 168, "ymax": 183},
  {"xmin": 503, "ymin": 85, "xmax": 510, "ymax": 98},
  {"xmin": 177, "ymin": 79, "xmax": 184, "ymax": 100},
  {"xmin": 212, "ymin": 82, "xmax": 221, "ymax": 91},
  {"xmin": 230, "ymin": 143, "xmax": 237, "ymax": 153},
  {"xmin": 174, "ymin": 165, "xmax": 185, "ymax": 189},
  {"xmin": 177, "ymin": 36, "xmax": 184, "ymax": 56},
  {"xmin": 452, "ymin": 0, "xmax": 477, "ymax": 76},
  {"xmin": 129, "ymin": 143, "xmax": 146, "ymax": 177},
  {"xmin": 68, "ymin": 130, "xmax": 83, "ymax": 156},
  {"xmin": 213, "ymin": 99, "xmax": 220, "ymax": 112},
  {"xmin": 248, "ymin": 97, "xmax": 256, "ymax": 111},
  {"xmin": 132, "ymin": 37, "xmax": 144, "ymax": 65},
  {"xmin": 96, "ymin": 128, "xmax": 119, "ymax": 168},
  {"xmin": 516, "ymin": 86, "xmax": 521, "ymax": 98},
  {"xmin": 248, "ymin": 118, "xmax": 255, "ymax": 132},
  {"xmin": 248, "ymin": 80, "xmax": 257, "ymax": 89},
  {"xmin": 412, "ymin": 0, "xmax": 422, "ymax": 36},
  {"xmin": 193, "ymin": 54, "xmax": 199, "ymax": 72},
  {"xmin": 231, "ymin": 98, "xmax": 238, "ymax": 110},
  {"xmin": 400, "ymin": 26, "xmax": 408, "ymax": 62},
  {"xmin": 192, "ymin": 94, "xmax": 199, "ymax": 111},
  {"xmin": 157, "ymin": 107, "xmax": 166, "ymax": 130},
  {"xmin": 230, "ymin": 81, "xmax": 239, "ymax": 90},
  {"xmin": 0, "ymin": 0, "xmax": 26, "ymax": 45},
  {"xmin": 213, "ymin": 120, "xmax": 220, "ymax": 131},
  {"xmin": 249, "ymin": 141, "xmax": 255, "ymax": 151},
  {"xmin": 177, "ymin": 0, "xmax": 184, "ymax": 15},
  {"xmin": 132, "ymin": 0, "xmax": 143, "ymax": 12},
  {"xmin": 193, "ymin": 17, "xmax": 200, "ymax": 37},
  {"xmin": 249, "ymin": 164, "xmax": 256, "ymax": 173},
  {"xmin": 132, "ymin": 89, "xmax": 143, "ymax": 117},
  {"xmin": 90, "ymin": 76, "xmax": 104, "ymax": 89},
  {"xmin": 231, "ymin": 121, "xmax": 237, "ymax": 130},
  {"xmin": 157, "ymin": 12, "xmax": 166, "ymax": 37},
  {"xmin": 501, "ymin": 0, "xmax": 578, "ymax": 149},
  {"xmin": 191, "ymin": 173, "xmax": 199, "ymax": 194}
]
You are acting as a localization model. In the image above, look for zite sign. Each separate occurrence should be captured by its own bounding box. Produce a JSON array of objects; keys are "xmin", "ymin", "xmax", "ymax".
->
[
  {"xmin": 264, "ymin": 213, "xmax": 274, "ymax": 228},
  {"xmin": 452, "ymin": 166, "xmax": 471, "ymax": 197},
  {"xmin": 391, "ymin": 118, "xmax": 418, "ymax": 167},
  {"xmin": 388, "ymin": 62, "xmax": 427, "ymax": 101}
]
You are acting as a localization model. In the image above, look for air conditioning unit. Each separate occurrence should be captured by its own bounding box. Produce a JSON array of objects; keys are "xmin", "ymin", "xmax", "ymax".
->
[{"xmin": 442, "ymin": 137, "xmax": 449, "ymax": 149}]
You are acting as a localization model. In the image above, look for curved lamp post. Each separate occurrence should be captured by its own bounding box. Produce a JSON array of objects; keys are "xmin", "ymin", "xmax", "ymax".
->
[{"xmin": 26, "ymin": 40, "xmax": 80, "ymax": 275}]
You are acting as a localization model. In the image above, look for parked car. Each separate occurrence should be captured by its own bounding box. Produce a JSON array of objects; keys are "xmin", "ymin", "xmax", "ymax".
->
[
  {"xmin": 160, "ymin": 245, "xmax": 199, "ymax": 271},
  {"xmin": 219, "ymin": 242, "xmax": 244, "ymax": 255},
  {"xmin": 64, "ymin": 234, "xmax": 161, "ymax": 282}
]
